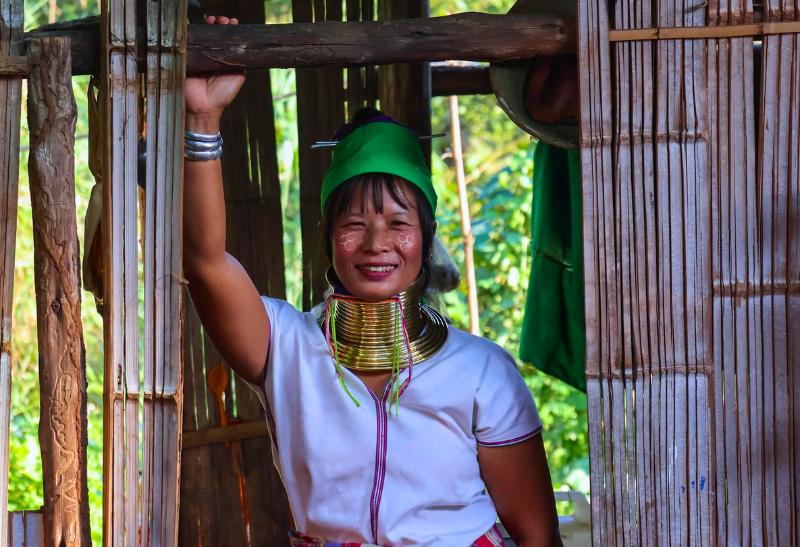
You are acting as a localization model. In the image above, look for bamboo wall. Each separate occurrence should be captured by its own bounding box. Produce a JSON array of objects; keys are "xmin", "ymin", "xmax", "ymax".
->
[
  {"xmin": 179, "ymin": 0, "xmax": 290, "ymax": 543},
  {"xmin": 578, "ymin": 0, "xmax": 800, "ymax": 544}
]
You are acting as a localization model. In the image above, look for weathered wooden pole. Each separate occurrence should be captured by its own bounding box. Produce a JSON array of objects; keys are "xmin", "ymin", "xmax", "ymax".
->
[
  {"xmin": 26, "ymin": 36, "xmax": 91, "ymax": 547},
  {"xmin": 378, "ymin": 0, "xmax": 431, "ymax": 157},
  {"xmin": 294, "ymin": 0, "xmax": 344, "ymax": 310},
  {"xmin": 0, "ymin": 0, "xmax": 23, "ymax": 543}
]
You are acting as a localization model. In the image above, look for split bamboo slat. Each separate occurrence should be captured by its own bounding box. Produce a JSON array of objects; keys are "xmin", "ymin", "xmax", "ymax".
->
[
  {"xmin": 141, "ymin": 0, "xmax": 187, "ymax": 545},
  {"xmin": 26, "ymin": 36, "xmax": 90, "ymax": 547},
  {"xmin": 707, "ymin": 2, "xmax": 758, "ymax": 544},
  {"xmin": 756, "ymin": 4, "xmax": 800, "ymax": 544},
  {"xmin": 0, "ymin": 0, "xmax": 22, "ymax": 543},
  {"xmin": 8, "ymin": 512, "xmax": 43, "ymax": 547},
  {"xmin": 579, "ymin": 0, "xmax": 799, "ymax": 543},
  {"xmin": 100, "ymin": 0, "xmax": 140, "ymax": 543},
  {"xmin": 294, "ymin": 0, "xmax": 346, "ymax": 310},
  {"xmin": 179, "ymin": 0, "xmax": 289, "ymax": 543}
]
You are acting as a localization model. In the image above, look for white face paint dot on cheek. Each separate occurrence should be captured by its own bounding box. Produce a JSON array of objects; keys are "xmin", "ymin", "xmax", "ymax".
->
[{"xmin": 396, "ymin": 232, "xmax": 415, "ymax": 251}]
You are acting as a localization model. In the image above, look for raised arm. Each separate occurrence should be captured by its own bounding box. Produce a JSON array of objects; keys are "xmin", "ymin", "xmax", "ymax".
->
[{"xmin": 183, "ymin": 16, "xmax": 270, "ymax": 384}]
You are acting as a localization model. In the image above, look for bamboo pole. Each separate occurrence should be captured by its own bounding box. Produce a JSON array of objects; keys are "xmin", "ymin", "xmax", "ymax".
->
[
  {"xmin": 449, "ymin": 96, "xmax": 479, "ymax": 336},
  {"xmin": 27, "ymin": 36, "xmax": 90, "ymax": 547},
  {"xmin": 0, "ymin": 0, "xmax": 23, "ymax": 543}
]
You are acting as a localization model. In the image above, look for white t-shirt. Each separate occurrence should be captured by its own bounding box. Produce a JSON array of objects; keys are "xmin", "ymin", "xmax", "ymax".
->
[{"xmin": 258, "ymin": 296, "xmax": 542, "ymax": 546}]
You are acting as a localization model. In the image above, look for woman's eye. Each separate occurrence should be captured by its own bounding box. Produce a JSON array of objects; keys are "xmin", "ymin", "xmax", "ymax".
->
[
  {"xmin": 344, "ymin": 222, "xmax": 365, "ymax": 228},
  {"xmin": 391, "ymin": 221, "xmax": 411, "ymax": 227}
]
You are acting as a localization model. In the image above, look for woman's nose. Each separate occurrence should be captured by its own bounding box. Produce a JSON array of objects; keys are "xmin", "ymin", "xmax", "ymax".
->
[{"xmin": 362, "ymin": 225, "xmax": 391, "ymax": 253}]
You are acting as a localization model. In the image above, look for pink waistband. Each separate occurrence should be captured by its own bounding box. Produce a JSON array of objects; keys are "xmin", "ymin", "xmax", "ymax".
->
[{"xmin": 289, "ymin": 523, "xmax": 507, "ymax": 546}]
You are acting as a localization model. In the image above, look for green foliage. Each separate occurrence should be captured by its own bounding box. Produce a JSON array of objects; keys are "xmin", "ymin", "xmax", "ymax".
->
[{"xmin": 7, "ymin": 2, "xmax": 588, "ymax": 541}]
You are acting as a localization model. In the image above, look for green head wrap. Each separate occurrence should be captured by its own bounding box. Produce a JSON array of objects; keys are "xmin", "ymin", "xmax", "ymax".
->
[{"xmin": 321, "ymin": 122, "xmax": 437, "ymax": 215}]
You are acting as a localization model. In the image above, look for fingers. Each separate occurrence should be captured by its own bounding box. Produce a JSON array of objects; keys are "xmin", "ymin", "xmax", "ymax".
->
[{"xmin": 205, "ymin": 15, "xmax": 238, "ymax": 25}]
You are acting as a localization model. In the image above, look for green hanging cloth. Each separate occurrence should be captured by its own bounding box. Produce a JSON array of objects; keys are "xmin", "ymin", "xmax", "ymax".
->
[{"xmin": 520, "ymin": 141, "xmax": 586, "ymax": 392}]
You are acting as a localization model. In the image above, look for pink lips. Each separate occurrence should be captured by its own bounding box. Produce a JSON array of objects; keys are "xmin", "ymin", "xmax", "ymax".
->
[{"xmin": 356, "ymin": 263, "xmax": 397, "ymax": 281}]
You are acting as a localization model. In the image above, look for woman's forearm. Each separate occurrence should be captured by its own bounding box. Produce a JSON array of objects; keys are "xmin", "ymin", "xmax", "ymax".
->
[{"xmin": 183, "ymin": 113, "xmax": 228, "ymax": 278}]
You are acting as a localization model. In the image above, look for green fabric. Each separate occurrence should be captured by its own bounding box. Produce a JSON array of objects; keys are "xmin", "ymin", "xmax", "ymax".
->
[
  {"xmin": 520, "ymin": 142, "xmax": 586, "ymax": 392},
  {"xmin": 321, "ymin": 122, "xmax": 437, "ymax": 214}
]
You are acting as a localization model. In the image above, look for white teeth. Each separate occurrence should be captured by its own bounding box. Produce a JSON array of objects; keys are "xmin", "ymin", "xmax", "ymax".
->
[{"xmin": 361, "ymin": 265, "xmax": 394, "ymax": 273}]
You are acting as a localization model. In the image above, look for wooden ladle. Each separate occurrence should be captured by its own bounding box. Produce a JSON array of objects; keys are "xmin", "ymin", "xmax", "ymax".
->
[
  {"xmin": 207, "ymin": 363, "xmax": 230, "ymax": 430},
  {"xmin": 206, "ymin": 363, "xmax": 252, "ymax": 546}
]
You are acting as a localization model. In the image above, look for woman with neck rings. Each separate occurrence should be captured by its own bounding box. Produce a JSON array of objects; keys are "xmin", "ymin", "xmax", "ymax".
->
[{"xmin": 183, "ymin": 16, "xmax": 561, "ymax": 547}]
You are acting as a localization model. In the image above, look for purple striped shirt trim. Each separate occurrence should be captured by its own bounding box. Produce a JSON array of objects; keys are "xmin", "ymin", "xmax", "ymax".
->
[
  {"xmin": 367, "ymin": 380, "xmax": 397, "ymax": 544},
  {"xmin": 476, "ymin": 426, "xmax": 542, "ymax": 447}
]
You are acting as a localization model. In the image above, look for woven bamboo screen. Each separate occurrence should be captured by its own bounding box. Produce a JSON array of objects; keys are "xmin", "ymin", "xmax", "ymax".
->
[{"xmin": 579, "ymin": 0, "xmax": 799, "ymax": 544}]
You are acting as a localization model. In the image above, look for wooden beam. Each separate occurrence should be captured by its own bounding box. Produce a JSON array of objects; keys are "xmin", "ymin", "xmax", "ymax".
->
[
  {"xmin": 27, "ymin": 36, "xmax": 91, "ymax": 547},
  {"xmin": 0, "ymin": 0, "xmax": 23, "ymax": 543},
  {"xmin": 182, "ymin": 420, "xmax": 269, "ymax": 450},
  {"xmin": 18, "ymin": 12, "xmax": 575, "ymax": 76},
  {"xmin": 431, "ymin": 63, "xmax": 491, "ymax": 96}
]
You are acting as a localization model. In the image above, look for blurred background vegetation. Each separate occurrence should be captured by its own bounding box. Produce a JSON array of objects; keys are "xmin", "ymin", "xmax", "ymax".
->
[{"xmin": 8, "ymin": 0, "xmax": 588, "ymax": 542}]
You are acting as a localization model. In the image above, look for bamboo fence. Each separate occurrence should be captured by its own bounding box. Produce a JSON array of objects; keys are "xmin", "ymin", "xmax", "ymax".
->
[{"xmin": 578, "ymin": 0, "xmax": 800, "ymax": 544}]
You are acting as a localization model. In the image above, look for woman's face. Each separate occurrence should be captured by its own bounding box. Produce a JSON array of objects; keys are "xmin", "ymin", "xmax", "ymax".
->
[{"xmin": 331, "ymin": 183, "xmax": 425, "ymax": 302}]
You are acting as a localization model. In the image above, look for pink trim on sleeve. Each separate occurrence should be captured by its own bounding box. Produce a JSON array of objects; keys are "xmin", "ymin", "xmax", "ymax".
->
[{"xmin": 476, "ymin": 426, "xmax": 542, "ymax": 447}]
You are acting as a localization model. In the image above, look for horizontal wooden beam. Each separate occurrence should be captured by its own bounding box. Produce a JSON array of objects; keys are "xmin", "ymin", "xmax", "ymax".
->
[
  {"xmin": 182, "ymin": 420, "xmax": 269, "ymax": 450},
  {"xmin": 16, "ymin": 12, "xmax": 574, "ymax": 76},
  {"xmin": 431, "ymin": 63, "xmax": 491, "ymax": 96},
  {"xmin": 0, "ymin": 55, "xmax": 28, "ymax": 76}
]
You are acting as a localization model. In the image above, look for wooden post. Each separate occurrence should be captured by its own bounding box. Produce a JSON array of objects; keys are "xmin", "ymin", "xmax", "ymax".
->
[
  {"xmin": 26, "ymin": 36, "xmax": 91, "ymax": 547},
  {"xmin": 294, "ymin": 0, "xmax": 345, "ymax": 310},
  {"xmin": 0, "ymin": 0, "xmax": 23, "ymax": 543},
  {"xmin": 449, "ymin": 96, "xmax": 479, "ymax": 336},
  {"xmin": 378, "ymin": 0, "xmax": 431, "ymax": 159}
]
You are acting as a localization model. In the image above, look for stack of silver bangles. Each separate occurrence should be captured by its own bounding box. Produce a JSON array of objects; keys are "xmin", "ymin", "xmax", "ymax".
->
[{"xmin": 184, "ymin": 130, "xmax": 223, "ymax": 161}]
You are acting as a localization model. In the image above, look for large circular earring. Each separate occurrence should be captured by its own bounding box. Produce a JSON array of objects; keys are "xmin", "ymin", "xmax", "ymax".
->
[{"xmin": 325, "ymin": 266, "xmax": 342, "ymax": 288}]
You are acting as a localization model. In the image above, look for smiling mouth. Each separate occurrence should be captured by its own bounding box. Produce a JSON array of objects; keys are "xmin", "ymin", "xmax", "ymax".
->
[{"xmin": 357, "ymin": 265, "xmax": 397, "ymax": 273}]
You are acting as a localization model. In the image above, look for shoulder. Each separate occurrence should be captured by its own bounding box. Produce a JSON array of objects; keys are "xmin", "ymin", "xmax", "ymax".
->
[
  {"xmin": 437, "ymin": 325, "xmax": 521, "ymax": 380},
  {"xmin": 441, "ymin": 325, "xmax": 517, "ymax": 362}
]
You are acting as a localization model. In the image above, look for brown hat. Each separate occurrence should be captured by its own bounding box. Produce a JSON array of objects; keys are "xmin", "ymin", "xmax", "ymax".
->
[{"xmin": 490, "ymin": 0, "xmax": 578, "ymax": 149}]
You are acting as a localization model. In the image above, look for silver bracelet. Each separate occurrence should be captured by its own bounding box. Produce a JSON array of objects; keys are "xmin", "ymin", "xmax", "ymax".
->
[
  {"xmin": 185, "ymin": 147, "xmax": 223, "ymax": 161},
  {"xmin": 185, "ymin": 130, "xmax": 223, "ymax": 161},
  {"xmin": 185, "ymin": 129, "xmax": 222, "ymax": 142},
  {"xmin": 185, "ymin": 138, "xmax": 223, "ymax": 151}
]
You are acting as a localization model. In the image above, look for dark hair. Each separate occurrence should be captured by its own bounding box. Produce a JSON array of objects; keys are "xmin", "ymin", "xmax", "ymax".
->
[{"xmin": 321, "ymin": 173, "xmax": 436, "ymax": 275}]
